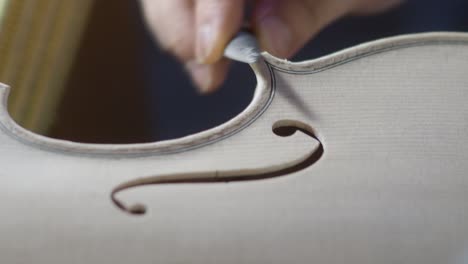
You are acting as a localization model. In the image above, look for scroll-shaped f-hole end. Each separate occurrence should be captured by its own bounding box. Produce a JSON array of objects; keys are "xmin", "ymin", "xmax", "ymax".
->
[
  {"xmin": 111, "ymin": 184, "xmax": 148, "ymax": 215},
  {"xmin": 125, "ymin": 203, "xmax": 147, "ymax": 215},
  {"xmin": 271, "ymin": 119, "xmax": 324, "ymax": 174},
  {"xmin": 273, "ymin": 119, "xmax": 321, "ymax": 141},
  {"xmin": 111, "ymin": 119, "xmax": 323, "ymax": 216}
]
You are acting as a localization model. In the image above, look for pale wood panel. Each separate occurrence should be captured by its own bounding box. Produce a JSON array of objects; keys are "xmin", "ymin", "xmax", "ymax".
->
[{"xmin": 0, "ymin": 32, "xmax": 468, "ymax": 264}]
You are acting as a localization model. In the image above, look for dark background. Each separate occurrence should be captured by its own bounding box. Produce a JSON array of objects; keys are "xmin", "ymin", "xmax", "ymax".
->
[{"xmin": 50, "ymin": 0, "xmax": 468, "ymax": 143}]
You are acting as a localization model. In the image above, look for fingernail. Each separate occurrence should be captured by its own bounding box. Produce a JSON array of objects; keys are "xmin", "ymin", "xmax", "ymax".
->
[
  {"xmin": 258, "ymin": 15, "xmax": 292, "ymax": 58},
  {"xmin": 185, "ymin": 61, "xmax": 214, "ymax": 94},
  {"xmin": 196, "ymin": 22, "xmax": 217, "ymax": 63}
]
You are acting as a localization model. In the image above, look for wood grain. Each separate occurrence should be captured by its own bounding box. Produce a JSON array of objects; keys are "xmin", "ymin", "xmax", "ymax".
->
[{"xmin": 1, "ymin": 32, "xmax": 468, "ymax": 264}]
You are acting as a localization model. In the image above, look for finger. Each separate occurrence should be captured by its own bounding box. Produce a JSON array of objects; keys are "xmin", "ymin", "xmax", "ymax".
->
[
  {"xmin": 185, "ymin": 59, "xmax": 230, "ymax": 94},
  {"xmin": 139, "ymin": 0, "xmax": 233, "ymax": 92},
  {"xmin": 139, "ymin": 0, "xmax": 195, "ymax": 61},
  {"xmin": 195, "ymin": 0, "xmax": 245, "ymax": 64},
  {"xmin": 253, "ymin": 0, "xmax": 353, "ymax": 58}
]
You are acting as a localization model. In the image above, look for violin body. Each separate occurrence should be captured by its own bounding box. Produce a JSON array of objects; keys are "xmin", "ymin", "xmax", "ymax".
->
[{"xmin": 1, "ymin": 32, "xmax": 468, "ymax": 264}]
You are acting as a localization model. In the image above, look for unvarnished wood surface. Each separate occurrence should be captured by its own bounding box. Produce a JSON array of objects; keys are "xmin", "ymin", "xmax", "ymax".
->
[{"xmin": 1, "ymin": 32, "xmax": 468, "ymax": 263}]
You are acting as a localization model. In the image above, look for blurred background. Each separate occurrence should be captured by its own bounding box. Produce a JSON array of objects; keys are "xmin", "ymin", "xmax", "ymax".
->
[{"xmin": 0, "ymin": 0, "xmax": 467, "ymax": 144}]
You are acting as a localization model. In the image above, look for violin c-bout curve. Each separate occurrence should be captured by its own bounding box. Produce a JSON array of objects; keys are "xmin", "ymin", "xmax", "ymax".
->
[{"xmin": 0, "ymin": 60, "xmax": 274, "ymax": 157}]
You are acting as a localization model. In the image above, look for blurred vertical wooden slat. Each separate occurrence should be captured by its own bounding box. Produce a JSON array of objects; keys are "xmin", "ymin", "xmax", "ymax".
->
[
  {"xmin": 26, "ymin": 1, "xmax": 93, "ymax": 130},
  {"xmin": 10, "ymin": 0, "xmax": 61, "ymax": 125},
  {"xmin": 49, "ymin": 0, "xmax": 152, "ymax": 143},
  {"xmin": 0, "ymin": 0, "xmax": 93, "ymax": 133}
]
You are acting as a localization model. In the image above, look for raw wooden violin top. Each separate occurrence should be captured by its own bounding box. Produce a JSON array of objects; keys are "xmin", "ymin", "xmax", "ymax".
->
[{"xmin": 1, "ymin": 32, "xmax": 468, "ymax": 264}]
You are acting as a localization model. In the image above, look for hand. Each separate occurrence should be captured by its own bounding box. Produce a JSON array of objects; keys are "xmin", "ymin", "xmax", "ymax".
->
[{"xmin": 139, "ymin": 0, "xmax": 402, "ymax": 93}]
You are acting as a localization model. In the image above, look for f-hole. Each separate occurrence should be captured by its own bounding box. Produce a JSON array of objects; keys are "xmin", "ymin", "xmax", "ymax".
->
[{"xmin": 111, "ymin": 119, "xmax": 324, "ymax": 216}]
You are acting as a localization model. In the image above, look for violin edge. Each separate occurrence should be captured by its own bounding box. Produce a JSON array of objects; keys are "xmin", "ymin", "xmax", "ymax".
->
[
  {"xmin": 1, "ymin": 31, "xmax": 468, "ymax": 157},
  {"xmin": 0, "ymin": 61, "xmax": 275, "ymax": 157}
]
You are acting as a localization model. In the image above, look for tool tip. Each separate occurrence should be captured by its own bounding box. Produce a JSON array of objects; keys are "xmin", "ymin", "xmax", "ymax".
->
[{"xmin": 224, "ymin": 31, "xmax": 261, "ymax": 64}]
